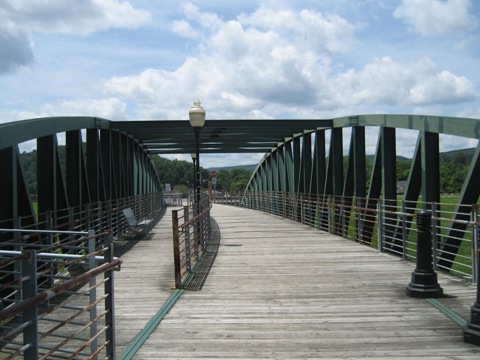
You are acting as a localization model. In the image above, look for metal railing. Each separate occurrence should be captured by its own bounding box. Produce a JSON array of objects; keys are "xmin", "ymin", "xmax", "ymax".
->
[
  {"xmin": 221, "ymin": 191, "xmax": 480, "ymax": 282},
  {"xmin": 172, "ymin": 197, "xmax": 212, "ymax": 289},
  {"xmin": 0, "ymin": 192, "xmax": 165, "ymax": 244},
  {"xmin": 0, "ymin": 230, "xmax": 121, "ymax": 359},
  {"xmin": 0, "ymin": 192, "xmax": 164, "ymax": 359},
  {"xmin": 164, "ymin": 192, "xmax": 183, "ymax": 207}
]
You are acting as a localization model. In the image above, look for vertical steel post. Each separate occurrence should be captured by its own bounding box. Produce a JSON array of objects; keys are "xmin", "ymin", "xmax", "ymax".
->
[
  {"xmin": 471, "ymin": 204, "xmax": 478, "ymax": 284},
  {"xmin": 23, "ymin": 250, "xmax": 39, "ymax": 360},
  {"xmin": 402, "ymin": 200, "xmax": 407, "ymax": 260},
  {"xmin": 184, "ymin": 206, "xmax": 191, "ymax": 272},
  {"xmin": 432, "ymin": 202, "xmax": 439, "ymax": 270},
  {"xmin": 194, "ymin": 127, "xmax": 201, "ymax": 255},
  {"xmin": 104, "ymin": 233, "xmax": 117, "ymax": 360},
  {"xmin": 464, "ymin": 231, "xmax": 480, "ymax": 345},
  {"xmin": 87, "ymin": 231, "xmax": 98, "ymax": 359},
  {"xmin": 172, "ymin": 210, "xmax": 182, "ymax": 289},
  {"xmin": 377, "ymin": 202, "xmax": 383, "ymax": 252}
]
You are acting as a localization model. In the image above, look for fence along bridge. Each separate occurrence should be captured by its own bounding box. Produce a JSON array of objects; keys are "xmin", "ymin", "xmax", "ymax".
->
[{"xmin": 0, "ymin": 114, "xmax": 480, "ymax": 358}]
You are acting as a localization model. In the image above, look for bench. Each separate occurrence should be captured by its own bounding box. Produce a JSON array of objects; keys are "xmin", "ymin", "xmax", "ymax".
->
[{"xmin": 122, "ymin": 208, "xmax": 153, "ymax": 235}]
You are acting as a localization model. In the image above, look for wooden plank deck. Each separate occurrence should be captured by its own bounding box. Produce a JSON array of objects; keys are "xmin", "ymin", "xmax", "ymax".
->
[
  {"xmin": 113, "ymin": 207, "xmax": 180, "ymax": 357},
  {"xmin": 115, "ymin": 204, "xmax": 480, "ymax": 359}
]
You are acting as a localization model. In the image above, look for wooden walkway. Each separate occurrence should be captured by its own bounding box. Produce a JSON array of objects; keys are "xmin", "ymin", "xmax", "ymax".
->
[{"xmin": 114, "ymin": 204, "xmax": 480, "ymax": 359}]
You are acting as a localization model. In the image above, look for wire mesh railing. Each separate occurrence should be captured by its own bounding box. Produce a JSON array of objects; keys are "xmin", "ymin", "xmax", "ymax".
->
[{"xmin": 221, "ymin": 191, "xmax": 480, "ymax": 283}]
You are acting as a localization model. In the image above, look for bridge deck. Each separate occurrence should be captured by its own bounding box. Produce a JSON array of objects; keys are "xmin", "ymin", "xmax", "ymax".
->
[{"xmin": 115, "ymin": 204, "xmax": 480, "ymax": 359}]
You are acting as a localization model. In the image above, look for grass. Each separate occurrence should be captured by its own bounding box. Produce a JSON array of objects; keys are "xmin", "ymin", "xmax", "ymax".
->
[{"xmin": 339, "ymin": 196, "xmax": 476, "ymax": 279}]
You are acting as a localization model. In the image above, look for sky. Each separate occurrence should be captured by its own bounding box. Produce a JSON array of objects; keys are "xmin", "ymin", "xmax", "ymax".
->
[{"xmin": 0, "ymin": 0, "xmax": 479, "ymax": 168}]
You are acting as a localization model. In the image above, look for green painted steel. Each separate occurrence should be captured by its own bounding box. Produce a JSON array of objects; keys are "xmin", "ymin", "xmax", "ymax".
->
[
  {"xmin": 244, "ymin": 114, "xmax": 480, "ymax": 271},
  {"xmin": 119, "ymin": 289, "xmax": 184, "ymax": 360},
  {"xmin": 331, "ymin": 128, "xmax": 343, "ymax": 197},
  {"xmin": 353, "ymin": 126, "xmax": 366, "ymax": 199},
  {"xmin": 426, "ymin": 298, "xmax": 467, "ymax": 327},
  {"xmin": 0, "ymin": 117, "xmax": 162, "ymax": 231},
  {"xmin": 2, "ymin": 113, "xmax": 480, "ymax": 273},
  {"xmin": 313, "ymin": 130, "xmax": 326, "ymax": 196},
  {"xmin": 303, "ymin": 132, "xmax": 312, "ymax": 194},
  {"xmin": 421, "ymin": 131, "xmax": 440, "ymax": 205}
]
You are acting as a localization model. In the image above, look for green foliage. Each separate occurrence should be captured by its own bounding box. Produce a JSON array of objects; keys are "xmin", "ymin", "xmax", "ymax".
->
[
  {"xmin": 173, "ymin": 184, "xmax": 190, "ymax": 197},
  {"xmin": 20, "ymin": 150, "xmax": 38, "ymax": 194},
  {"xmin": 396, "ymin": 159, "xmax": 412, "ymax": 181},
  {"xmin": 150, "ymin": 155, "xmax": 250, "ymax": 192},
  {"xmin": 216, "ymin": 167, "xmax": 252, "ymax": 192}
]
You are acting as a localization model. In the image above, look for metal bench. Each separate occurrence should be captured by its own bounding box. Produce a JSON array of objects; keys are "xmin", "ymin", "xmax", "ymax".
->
[{"xmin": 122, "ymin": 208, "xmax": 153, "ymax": 235}]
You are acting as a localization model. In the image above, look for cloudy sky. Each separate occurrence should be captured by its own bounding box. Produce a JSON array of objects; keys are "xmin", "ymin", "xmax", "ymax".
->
[{"xmin": 1, "ymin": 0, "xmax": 479, "ymax": 167}]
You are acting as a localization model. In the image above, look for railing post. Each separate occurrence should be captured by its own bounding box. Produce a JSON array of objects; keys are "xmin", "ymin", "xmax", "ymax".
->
[
  {"xmin": 471, "ymin": 204, "xmax": 478, "ymax": 284},
  {"xmin": 405, "ymin": 210, "xmax": 443, "ymax": 298},
  {"xmin": 464, "ymin": 225, "xmax": 480, "ymax": 345},
  {"xmin": 327, "ymin": 196, "xmax": 332, "ymax": 234},
  {"xmin": 172, "ymin": 210, "xmax": 182, "ymax": 289},
  {"xmin": 23, "ymin": 250, "xmax": 39, "ymax": 360},
  {"xmin": 377, "ymin": 201, "xmax": 383, "ymax": 252},
  {"xmin": 87, "ymin": 230, "xmax": 98, "ymax": 359},
  {"xmin": 206, "ymin": 202, "xmax": 211, "ymax": 248},
  {"xmin": 184, "ymin": 206, "xmax": 191, "ymax": 272},
  {"xmin": 104, "ymin": 233, "xmax": 117, "ymax": 360},
  {"xmin": 401, "ymin": 199, "xmax": 407, "ymax": 260},
  {"xmin": 300, "ymin": 194, "xmax": 304, "ymax": 224},
  {"xmin": 14, "ymin": 217, "xmax": 22, "ymax": 303},
  {"xmin": 354, "ymin": 197, "xmax": 359, "ymax": 242},
  {"xmin": 432, "ymin": 202, "xmax": 439, "ymax": 270}
]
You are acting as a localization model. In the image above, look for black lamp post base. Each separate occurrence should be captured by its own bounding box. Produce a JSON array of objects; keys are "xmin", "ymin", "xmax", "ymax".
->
[
  {"xmin": 405, "ymin": 271, "xmax": 443, "ymax": 298},
  {"xmin": 464, "ymin": 305, "xmax": 480, "ymax": 346}
]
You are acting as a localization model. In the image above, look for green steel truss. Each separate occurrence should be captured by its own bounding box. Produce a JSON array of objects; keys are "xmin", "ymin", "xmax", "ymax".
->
[
  {"xmin": 2, "ymin": 114, "xmax": 480, "ymax": 272},
  {"xmin": 0, "ymin": 117, "xmax": 161, "ymax": 231},
  {"xmin": 246, "ymin": 114, "xmax": 480, "ymax": 271}
]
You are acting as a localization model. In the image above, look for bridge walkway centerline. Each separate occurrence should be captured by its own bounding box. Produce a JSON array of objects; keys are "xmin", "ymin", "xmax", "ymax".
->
[{"xmin": 115, "ymin": 203, "xmax": 480, "ymax": 359}]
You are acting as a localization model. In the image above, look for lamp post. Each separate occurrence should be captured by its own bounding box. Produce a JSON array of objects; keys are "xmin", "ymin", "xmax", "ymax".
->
[
  {"xmin": 188, "ymin": 100, "xmax": 206, "ymax": 208},
  {"xmin": 191, "ymin": 153, "xmax": 197, "ymax": 205}
]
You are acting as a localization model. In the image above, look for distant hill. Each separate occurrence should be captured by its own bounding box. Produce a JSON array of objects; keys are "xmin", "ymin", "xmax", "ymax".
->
[
  {"xmin": 208, "ymin": 164, "xmax": 257, "ymax": 172},
  {"xmin": 366, "ymin": 155, "xmax": 410, "ymax": 162},
  {"xmin": 364, "ymin": 148, "xmax": 475, "ymax": 163},
  {"xmin": 440, "ymin": 147, "xmax": 476, "ymax": 162}
]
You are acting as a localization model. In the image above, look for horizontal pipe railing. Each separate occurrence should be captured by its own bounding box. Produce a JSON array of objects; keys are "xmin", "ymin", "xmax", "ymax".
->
[
  {"xmin": 0, "ymin": 230, "xmax": 121, "ymax": 359},
  {"xmin": 172, "ymin": 196, "xmax": 212, "ymax": 289},
  {"xmin": 0, "ymin": 192, "xmax": 165, "ymax": 248},
  {"xmin": 220, "ymin": 190, "xmax": 479, "ymax": 283}
]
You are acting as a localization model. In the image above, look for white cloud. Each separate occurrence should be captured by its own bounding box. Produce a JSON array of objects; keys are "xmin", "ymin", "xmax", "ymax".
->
[
  {"xmin": 0, "ymin": 0, "xmax": 152, "ymax": 36},
  {"xmin": 105, "ymin": 5, "xmax": 360, "ymax": 119},
  {"xmin": 333, "ymin": 57, "xmax": 477, "ymax": 108},
  {"xmin": 180, "ymin": 2, "xmax": 224, "ymax": 31},
  {"xmin": 172, "ymin": 20, "xmax": 199, "ymax": 39},
  {"xmin": 240, "ymin": 6, "xmax": 358, "ymax": 55},
  {"xmin": 105, "ymin": 17, "xmax": 477, "ymax": 119},
  {"xmin": 11, "ymin": 98, "xmax": 127, "ymax": 121},
  {"xmin": 394, "ymin": 0, "xmax": 478, "ymax": 36}
]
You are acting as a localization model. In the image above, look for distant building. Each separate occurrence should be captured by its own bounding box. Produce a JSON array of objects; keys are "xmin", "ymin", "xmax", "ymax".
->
[{"xmin": 397, "ymin": 180, "xmax": 407, "ymax": 195}]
